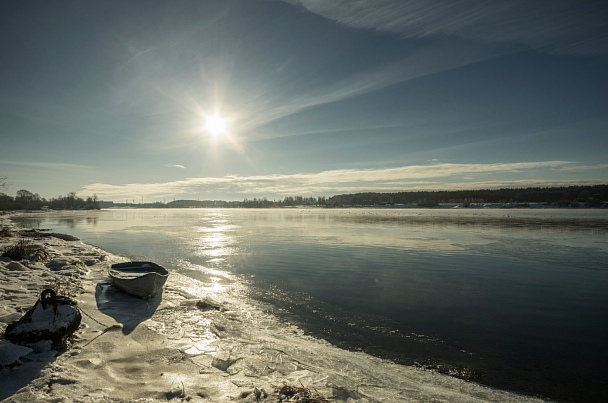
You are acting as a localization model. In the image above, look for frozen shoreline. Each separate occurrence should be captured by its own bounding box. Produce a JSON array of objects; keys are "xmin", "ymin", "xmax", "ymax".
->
[{"xmin": 0, "ymin": 214, "xmax": 547, "ymax": 402}]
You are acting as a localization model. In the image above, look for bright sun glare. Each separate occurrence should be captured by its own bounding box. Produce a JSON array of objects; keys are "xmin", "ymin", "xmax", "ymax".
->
[{"xmin": 204, "ymin": 114, "xmax": 227, "ymax": 137}]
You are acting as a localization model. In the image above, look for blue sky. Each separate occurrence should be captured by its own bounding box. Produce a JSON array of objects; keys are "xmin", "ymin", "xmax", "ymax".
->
[{"xmin": 1, "ymin": 0, "xmax": 607, "ymax": 202}]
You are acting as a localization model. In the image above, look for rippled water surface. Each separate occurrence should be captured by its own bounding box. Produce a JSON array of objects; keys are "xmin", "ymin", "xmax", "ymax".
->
[{"xmin": 13, "ymin": 208, "xmax": 608, "ymax": 402}]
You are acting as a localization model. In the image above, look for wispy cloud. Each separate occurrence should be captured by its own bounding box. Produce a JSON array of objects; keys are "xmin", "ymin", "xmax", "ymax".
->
[
  {"xmin": 242, "ymin": 0, "xmax": 608, "ymax": 137},
  {"xmin": 166, "ymin": 164, "xmax": 186, "ymax": 169},
  {"xmin": 286, "ymin": 0, "xmax": 608, "ymax": 55},
  {"xmin": 241, "ymin": 39, "xmax": 502, "ymax": 136},
  {"xmin": 153, "ymin": 1, "xmax": 606, "ymax": 144},
  {"xmin": 555, "ymin": 164, "xmax": 608, "ymax": 172},
  {"xmin": 0, "ymin": 160, "xmax": 93, "ymax": 171},
  {"xmin": 81, "ymin": 161, "xmax": 606, "ymax": 201}
]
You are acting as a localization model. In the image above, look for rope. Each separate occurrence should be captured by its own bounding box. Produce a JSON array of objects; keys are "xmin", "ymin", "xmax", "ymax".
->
[
  {"xmin": 78, "ymin": 305, "xmax": 111, "ymax": 328},
  {"xmin": 77, "ymin": 306, "xmax": 123, "ymax": 349}
]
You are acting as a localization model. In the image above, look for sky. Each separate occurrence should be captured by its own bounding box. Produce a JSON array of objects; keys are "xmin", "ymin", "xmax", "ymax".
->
[{"xmin": 1, "ymin": 0, "xmax": 607, "ymax": 202}]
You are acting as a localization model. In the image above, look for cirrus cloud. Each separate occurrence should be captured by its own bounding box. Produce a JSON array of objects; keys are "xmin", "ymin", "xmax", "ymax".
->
[{"xmin": 286, "ymin": 0, "xmax": 608, "ymax": 55}]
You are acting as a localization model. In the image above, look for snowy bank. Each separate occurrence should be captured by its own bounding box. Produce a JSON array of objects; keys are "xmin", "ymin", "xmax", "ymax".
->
[{"xmin": 0, "ymin": 214, "xmax": 548, "ymax": 402}]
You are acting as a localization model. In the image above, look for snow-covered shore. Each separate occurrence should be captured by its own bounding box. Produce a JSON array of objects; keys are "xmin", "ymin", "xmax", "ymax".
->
[{"xmin": 0, "ymin": 213, "xmax": 548, "ymax": 402}]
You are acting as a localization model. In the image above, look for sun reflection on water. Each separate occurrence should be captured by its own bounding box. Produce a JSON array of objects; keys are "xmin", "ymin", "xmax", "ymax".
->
[
  {"xmin": 192, "ymin": 219, "xmax": 239, "ymax": 261},
  {"xmin": 205, "ymin": 276, "xmax": 224, "ymax": 294},
  {"xmin": 169, "ymin": 257, "xmax": 236, "ymax": 298}
]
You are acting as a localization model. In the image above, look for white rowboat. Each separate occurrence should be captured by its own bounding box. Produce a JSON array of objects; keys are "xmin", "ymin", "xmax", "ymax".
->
[{"xmin": 109, "ymin": 261, "xmax": 169, "ymax": 299}]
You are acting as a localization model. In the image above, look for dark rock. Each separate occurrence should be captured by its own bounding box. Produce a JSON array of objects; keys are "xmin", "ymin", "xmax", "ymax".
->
[
  {"xmin": 4, "ymin": 289, "xmax": 82, "ymax": 349},
  {"xmin": 195, "ymin": 299, "xmax": 221, "ymax": 311}
]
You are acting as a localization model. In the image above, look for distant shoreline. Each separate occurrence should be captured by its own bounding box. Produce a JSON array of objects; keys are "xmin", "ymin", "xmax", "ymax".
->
[
  {"xmin": 2, "ymin": 184, "xmax": 607, "ymax": 211},
  {"xmin": 103, "ymin": 202, "xmax": 605, "ymax": 209}
]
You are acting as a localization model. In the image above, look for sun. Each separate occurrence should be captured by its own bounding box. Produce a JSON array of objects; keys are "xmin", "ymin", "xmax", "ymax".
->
[{"xmin": 204, "ymin": 114, "xmax": 227, "ymax": 137}]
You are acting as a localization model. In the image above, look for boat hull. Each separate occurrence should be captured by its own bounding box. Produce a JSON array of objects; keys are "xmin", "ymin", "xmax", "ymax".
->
[{"xmin": 109, "ymin": 262, "xmax": 169, "ymax": 299}]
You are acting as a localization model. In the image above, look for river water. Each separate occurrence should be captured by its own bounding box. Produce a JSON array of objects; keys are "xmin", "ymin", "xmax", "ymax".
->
[{"xmin": 13, "ymin": 208, "xmax": 608, "ymax": 402}]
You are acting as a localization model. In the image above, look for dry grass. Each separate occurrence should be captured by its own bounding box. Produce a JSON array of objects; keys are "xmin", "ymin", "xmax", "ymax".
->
[
  {"xmin": 45, "ymin": 278, "xmax": 77, "ymax": 298},
  {"xmin": 0, "ymin": 226, "xmax": 12, "ymax": 237},
  {"xmin": 275, "ymin": 383, "xmax": 330, "ymax": 402},
  {"xmin": 1, "ymin": 238, "xmax": 37, "ymax": 260},
  {"xmin": 1, "ymin": 238, "xmax": 50, "ymax": 261}
]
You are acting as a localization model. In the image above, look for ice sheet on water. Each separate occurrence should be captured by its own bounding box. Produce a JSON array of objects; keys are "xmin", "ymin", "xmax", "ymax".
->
[{"xmin": 131, "ymin": 271, "xmax": 545, "ymax": 402}]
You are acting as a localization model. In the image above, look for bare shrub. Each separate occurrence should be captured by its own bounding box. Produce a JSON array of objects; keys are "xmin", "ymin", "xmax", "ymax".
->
[
  {"xmin": 276, "ymin": 384, "xmax": 329, "ymax": 402},
  {"xmin": 45, "ymin": 278, "xmax": 77, "ymax": 298},
  {"xmin": 0, "ymin": 226, "xmax": 12, "ymax": 237},
  {"xmin": 1, "ymin": 238, "xmax": 38, "ymax": 260}
]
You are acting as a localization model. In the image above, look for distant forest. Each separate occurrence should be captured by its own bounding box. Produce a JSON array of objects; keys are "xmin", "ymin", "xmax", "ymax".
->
[
  {"xmin": 1, "ymin": 185, "xmax": 606, "ymax": 211},
  {"xmin": 0, "ymin": 189, "xmax": 100, "ymax": 211},
  {"xmin": 110, "ymin": 185, "xmax": 607, "ymax": 209},
  {"xmin": 327, "ymin": 184, "xmax": 608, "ymax": 208}
]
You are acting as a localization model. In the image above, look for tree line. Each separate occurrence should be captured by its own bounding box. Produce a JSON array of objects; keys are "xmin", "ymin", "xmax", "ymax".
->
[
  {"xmin": 327, "ymin": 185, "xmax": 608, "ymax": 207},
  {"xmin": 113, "ymin": 196, "xmax": 327, "ymax": 209},
  {"xmin": 1, "ymin": 181, "xmax": 606, "ymax": 211},
  {"xmin": 113, "ymin": 186, "xmax": 607, "ymax": 209},
  {"xmin": 0, "ymin": 189, "xmax": 100, "ymax": 211}
]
